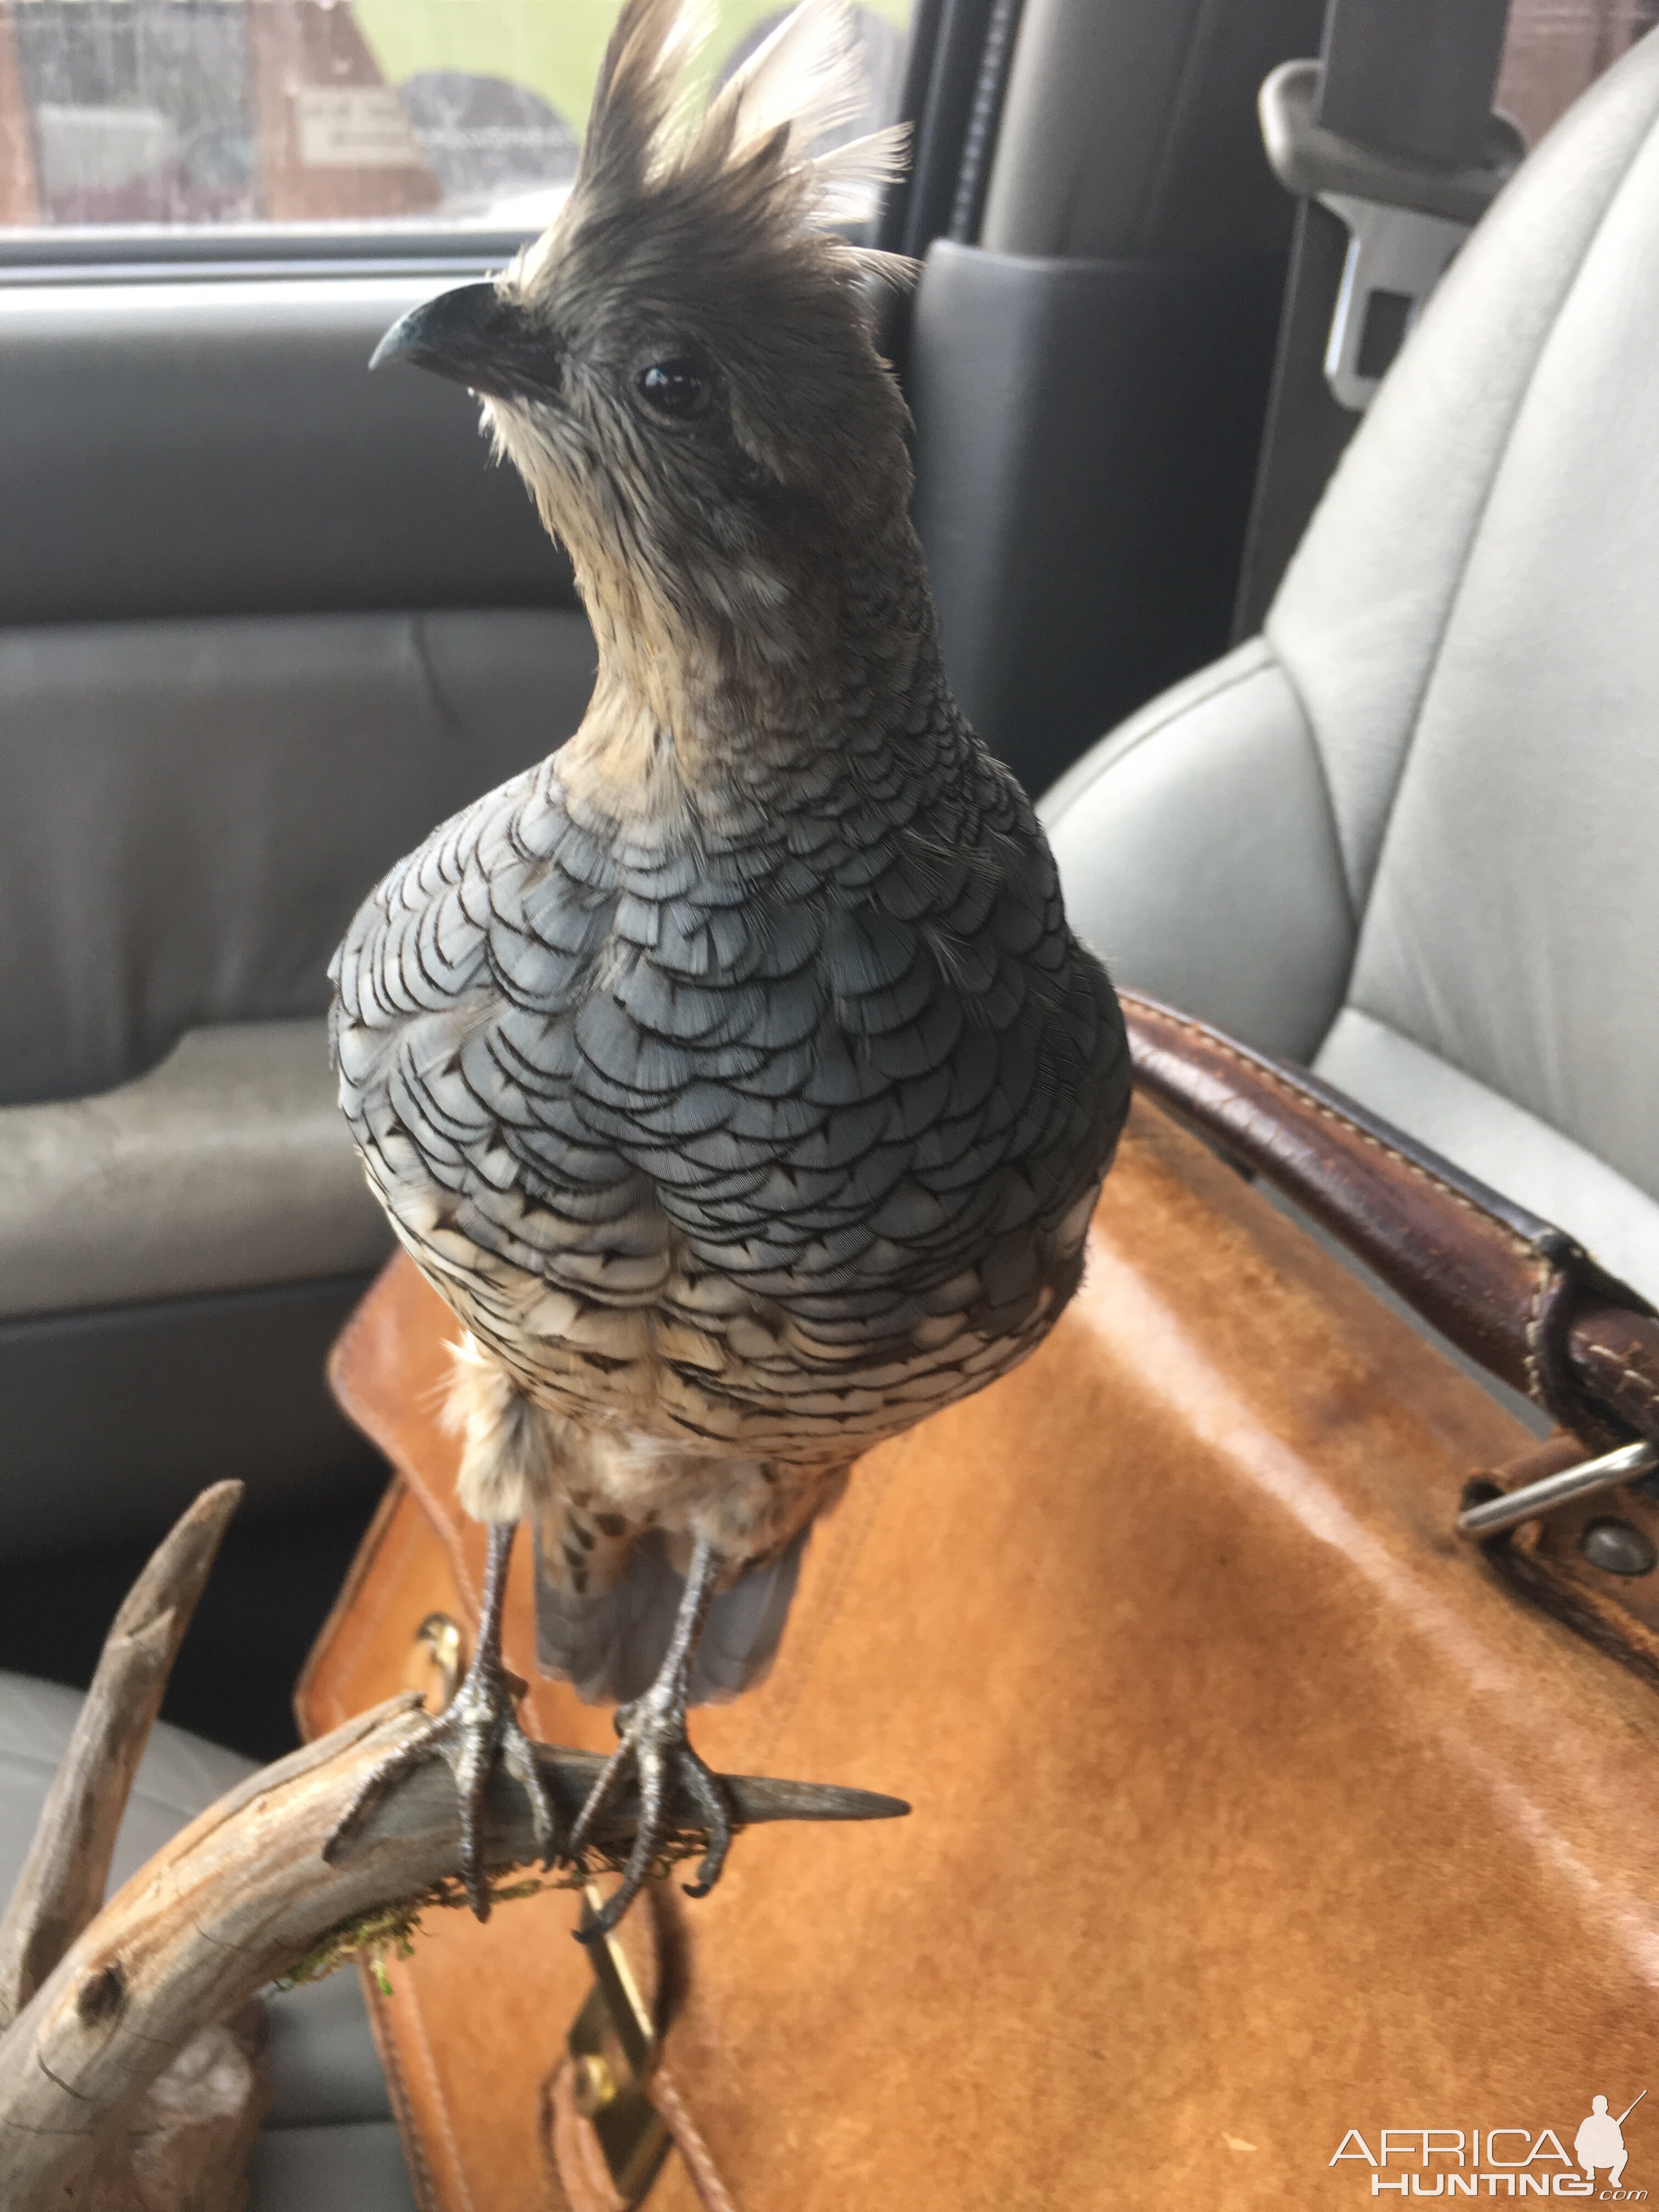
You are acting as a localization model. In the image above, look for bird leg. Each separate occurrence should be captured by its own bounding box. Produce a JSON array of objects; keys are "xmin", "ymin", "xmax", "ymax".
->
[
  {"xmin": 324, "ymin": 1519, "xmax": 555, "ymax": 1919},
  {"xmin": 565, "ymin": 1532, "xmax": 733, "ymax": 1942}
]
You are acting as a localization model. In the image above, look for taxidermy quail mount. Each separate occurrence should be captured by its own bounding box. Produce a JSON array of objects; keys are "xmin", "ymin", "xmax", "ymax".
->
[{"xmin": 325, "ymin": 0, "xmax": 1131, "ymax": 1941}]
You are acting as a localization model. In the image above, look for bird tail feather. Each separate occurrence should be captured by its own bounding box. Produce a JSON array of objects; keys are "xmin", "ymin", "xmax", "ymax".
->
[{"xmin": 532, "ymin": 1522, "xmax": 811, "ymax": 1709}]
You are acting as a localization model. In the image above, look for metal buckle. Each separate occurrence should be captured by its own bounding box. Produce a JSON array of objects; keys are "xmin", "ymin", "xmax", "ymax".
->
[
  {"xmin": 1319, "ymin": 196, "xmax": 1468, "ymax": 411},
  {"xmin": 565, "ymin": 1884, "xmax": 670, "ymax": 2205},
  {"xmin": 403, "ymin": 1612, "xmax": 465, "ymax": 1711},
  {"xmin": 1259, "ymin": 59, "xmax": 1524, "ymax": 413},
  {"xmin": 1457, "ymin": 1439, "xmax": 1659, "ymax": 1541}
]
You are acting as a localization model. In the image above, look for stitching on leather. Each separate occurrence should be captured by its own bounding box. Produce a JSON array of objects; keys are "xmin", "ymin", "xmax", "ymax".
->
[
  {"xmin": 651, "ymin": 2065, "xmax": 743, "ymax": 2212},
  {"xmin": 1137, "ymin": 1000, "xmax": 1556, "ymax": 1403},
  {"xmin": 400, "ymin": 1977, "xmax": 478, "ymax": 2212},
  {"xmin": 1581, "ymin": 1346, "xmax": 1659, "ymax": 1421},
  {"xmin": 362, "ymin": 1977, "xmax": 443, "ymax": 2212},
  {"xmin": 1141, "ymin": 1001, "xmax": 1542, "ymax": 1255}
]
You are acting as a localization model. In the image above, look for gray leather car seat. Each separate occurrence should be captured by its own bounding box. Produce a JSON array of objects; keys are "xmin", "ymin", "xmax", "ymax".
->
[
  {"xmin": 1042, "ymin": 22, "xmax": 1659, "ymax": 1309},
  {"xmin": 0, "ymin": 1677, "xmax": 414, "ymax": 2210}
]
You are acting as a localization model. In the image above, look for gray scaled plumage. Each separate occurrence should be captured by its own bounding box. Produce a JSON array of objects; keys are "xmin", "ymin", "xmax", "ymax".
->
[{"xmin": 326, "ymin": 0, "xmax": 1131, "ymax": 1937}]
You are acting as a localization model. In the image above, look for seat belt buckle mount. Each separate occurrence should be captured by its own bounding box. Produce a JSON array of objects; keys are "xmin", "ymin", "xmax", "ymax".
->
[{"xmin": 1260, "ymin": 59, "xmax": 1525, "ymax": 411}]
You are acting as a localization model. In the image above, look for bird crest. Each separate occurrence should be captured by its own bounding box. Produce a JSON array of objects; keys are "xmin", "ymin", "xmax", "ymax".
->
[
  {"xmin": 513, "ymin": 0, "xmax": 914, "ymax": 300},
  {"xmin": 365, "ymin": 1, "xmax": 923, "ymax": 726}
]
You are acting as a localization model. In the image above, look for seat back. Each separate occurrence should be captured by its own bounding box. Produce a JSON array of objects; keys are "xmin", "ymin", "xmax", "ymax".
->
[{"xmin": 1043, "ymin": 27, "xmax": 1659, "ymax": 1298}]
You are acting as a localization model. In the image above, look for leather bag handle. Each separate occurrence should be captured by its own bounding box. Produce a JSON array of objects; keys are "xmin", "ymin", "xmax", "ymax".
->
[{"xmin": 1121, "ymin": 991, "xmax": 1659, "ymax": 1453}]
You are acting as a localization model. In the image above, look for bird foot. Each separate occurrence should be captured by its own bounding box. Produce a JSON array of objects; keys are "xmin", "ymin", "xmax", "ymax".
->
[
  {"xmin": 565, "ymin": 1673, "xmax": 733, "ymax": 1942},
  {"xmin": 325, "ymin": 1658, "xmax": 557, "ymax": 1920}
]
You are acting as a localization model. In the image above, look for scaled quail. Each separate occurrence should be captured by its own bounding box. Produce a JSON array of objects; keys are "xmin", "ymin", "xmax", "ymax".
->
[{"xmin": 328, "ymin": 0, "xmax": 1131, "ymax": 1937}]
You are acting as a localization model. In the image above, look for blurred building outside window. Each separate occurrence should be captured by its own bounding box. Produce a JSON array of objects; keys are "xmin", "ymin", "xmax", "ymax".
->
[
  {"xmin": 1496, "ymin": 0, "xmax": 1659, "ymax": 143},
  {"xmin": 0, "ymin": 0, "xmax": 912, "ymax": 239}
]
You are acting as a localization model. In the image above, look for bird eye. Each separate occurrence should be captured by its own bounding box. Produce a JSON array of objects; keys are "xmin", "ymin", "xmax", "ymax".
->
[{"xmin": 637, "ymin": 356, "xmax": 710, "ymax": 420}]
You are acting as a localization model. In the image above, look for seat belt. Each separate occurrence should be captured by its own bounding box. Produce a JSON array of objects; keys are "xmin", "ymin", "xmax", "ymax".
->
[
  {"xmin": 871, "ymin": 0, "xmax": 1024, "ymax": 367},
  {"xmin": 1231, "ymin": 0, "xmax": 1520, "ymax": 637},
  {"xmin": 875, "ymin": 0, "xmax": 1022, "ymax": 263}
]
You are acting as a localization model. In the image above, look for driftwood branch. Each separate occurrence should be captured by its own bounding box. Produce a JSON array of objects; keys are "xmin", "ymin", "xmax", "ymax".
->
[{"xmin": 0, "ymin": 1491, "xmax": 906, "ymax": 2211}]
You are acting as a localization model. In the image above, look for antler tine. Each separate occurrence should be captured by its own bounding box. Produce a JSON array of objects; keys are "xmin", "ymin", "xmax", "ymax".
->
[
  {"xmin": 0, "ymin": 1489, "xmax": 905, "ymax": 2212},
  {"xmin": 0, "ymin": 1480, "xmax": 244, "ymax": 2029}
]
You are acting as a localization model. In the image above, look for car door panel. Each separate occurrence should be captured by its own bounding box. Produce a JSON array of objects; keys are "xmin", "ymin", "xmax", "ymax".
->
[
  {"xmin": 0, "ymin": 275, "xmax": 571, "ymax": 622},
  {"xmin": 0, "ymin": 604, "xmax": 594, "ymax": 1104},
  {"xmin": 0, "ymin": 278, "xmax": 596, "ymax": 1553}
]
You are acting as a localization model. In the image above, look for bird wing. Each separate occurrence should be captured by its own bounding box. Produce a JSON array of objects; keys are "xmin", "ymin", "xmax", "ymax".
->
[{"xmin": 331, "ymin": 755, "xmax": 672, "ymax": 1350}]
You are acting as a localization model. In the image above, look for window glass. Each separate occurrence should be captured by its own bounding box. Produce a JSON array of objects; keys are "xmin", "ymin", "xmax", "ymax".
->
[
  {"xmin": 1496, "ymin": 0, "xmax": 1659, "ymax": 148},
  {"xmin": 0, "ymin": 0, "xmax": 913, "ymax": 239}
]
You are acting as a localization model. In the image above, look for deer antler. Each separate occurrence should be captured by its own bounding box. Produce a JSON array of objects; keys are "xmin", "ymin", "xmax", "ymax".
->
[
  {"xmin": 0, "ymin": 1488, "xmax": 905, "ymax": 2210},
  {"xmin": 0, "ymin": 1480, "xmax": 244, "ymax": 2030}
]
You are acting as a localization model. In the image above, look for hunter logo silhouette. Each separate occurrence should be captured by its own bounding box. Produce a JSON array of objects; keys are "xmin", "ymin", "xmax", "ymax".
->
[
  {"xmin": 1330, "ymin": 2094, "xmax": 1649, "ymax": 2193},
  {"xmin": 1577, "ymin": 2093, "xmax": 1645, "ymax": 2190}
]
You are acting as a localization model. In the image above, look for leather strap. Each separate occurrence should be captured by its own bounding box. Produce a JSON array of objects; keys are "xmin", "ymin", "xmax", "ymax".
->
[
  {"xmin": 1121, "ymin": 990, "xmax": 1659, "ymax": 1452},
  {"xmin": 543, "ymin": 2056, "xmax": 737, "ymax": 2212}
]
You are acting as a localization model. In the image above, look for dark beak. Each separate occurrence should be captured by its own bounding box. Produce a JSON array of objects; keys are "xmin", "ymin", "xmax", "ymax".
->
[{"xmin": 370, "ymin": 282, "xmax": 560, "ymax": 404}]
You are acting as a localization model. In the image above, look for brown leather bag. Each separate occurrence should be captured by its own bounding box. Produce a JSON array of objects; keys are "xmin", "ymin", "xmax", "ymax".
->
[{"xmin": 297, "ymin": 992, "xmax": 1659, "ymax": 2211}]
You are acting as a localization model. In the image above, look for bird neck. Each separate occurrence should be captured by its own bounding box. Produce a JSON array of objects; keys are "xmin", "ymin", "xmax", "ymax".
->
[{"xmin": 558, "ymin": 505, "xmax": 956, "ymax": 829}]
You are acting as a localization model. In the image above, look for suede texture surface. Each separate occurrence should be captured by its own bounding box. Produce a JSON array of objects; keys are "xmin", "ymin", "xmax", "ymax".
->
[{"xmin": 301, "ymin": 1098, "xmax": 1659, "ymax": 2210}]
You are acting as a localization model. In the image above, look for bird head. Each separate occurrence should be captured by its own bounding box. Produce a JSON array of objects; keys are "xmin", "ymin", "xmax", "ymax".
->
[{"xmin": 374, "ymin": 0, "xmax": 917, "ymax": 708}]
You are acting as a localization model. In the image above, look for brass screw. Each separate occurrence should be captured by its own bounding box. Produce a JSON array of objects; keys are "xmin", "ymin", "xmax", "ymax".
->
[
  {"xmin": 403, "ymin": 1612, "xmax": 465, "ymax": 1710},
  {"xmin": 572, "ymin": 2053, "xmax": 618, "ymax": 2118}
]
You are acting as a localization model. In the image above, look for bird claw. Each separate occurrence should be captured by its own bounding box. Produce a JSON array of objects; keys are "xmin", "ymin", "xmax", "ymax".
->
[
  {"xmin": 325, "ymin": 1662, "xmax": 558, "ymax": 1921},
  {"xmin": 565, "ymin": 1676, "xmax": 733, "ymax": 1942}
]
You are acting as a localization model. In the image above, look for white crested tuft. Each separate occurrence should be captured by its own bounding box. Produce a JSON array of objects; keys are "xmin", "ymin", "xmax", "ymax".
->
[
  {"xmin": 645, "ymin": 0, "xmax": 720, "ymax": 174},
  {"xmin": 716, "ymin": 0, "xmax": 867, "ymax": 161},
  {"xmin": 845, "ymin": 242, "xmax": 922, "ymax": 290},
  {"xmin": 811, "ymin": 121, "xmax": 912, "ymax": 224},
  {"xmin": 558, "ymin": 0, "xmax": 910, "ymax": 253}
]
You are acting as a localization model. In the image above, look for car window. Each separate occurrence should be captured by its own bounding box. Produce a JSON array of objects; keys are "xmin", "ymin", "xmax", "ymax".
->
[
  {"xmin": 1497, "ymin": 0, "xmax": 1659, "ymax": 144},
  {"xmin": 0, "ymin": 0, "xmax": 913, "ymax": 242}
]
